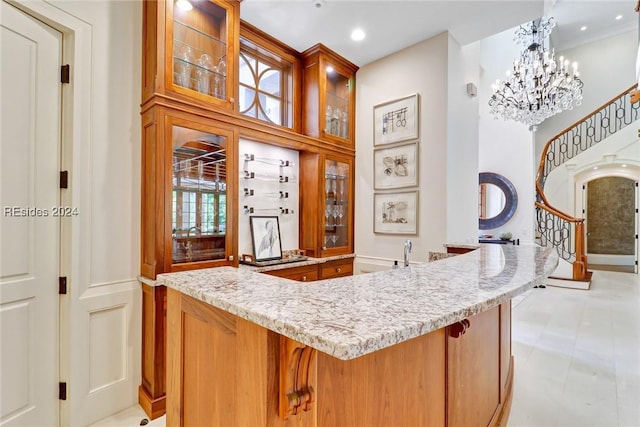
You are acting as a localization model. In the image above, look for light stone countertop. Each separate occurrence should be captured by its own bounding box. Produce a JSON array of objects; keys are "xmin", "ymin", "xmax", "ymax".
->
[{"xmin": 156, "ymin": 244, "xmax": 558, "ymax": 360}]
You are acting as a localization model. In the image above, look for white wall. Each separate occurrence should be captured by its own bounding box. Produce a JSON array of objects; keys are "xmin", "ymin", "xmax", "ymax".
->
[
  {"xmin": 479, "ymin": 28, "xmax": 536, "ymax": 243},
  {"xmin": 446, "ymin": 36, "xmax": 480, "ymax": 243},
  {"xmin": 13, "ymin": 1, "xmax": 143, "ymax": 425},
  {"xmin": 355, "ymin": 33, "xmax": 448, "ymax": 270},
  {"xmin": 238, "ymin": 139, "xmax": 300, "ymax": 257},
  {"xmin": 355, "ymin": 32, "xmax": 481, "ymax": 272},
  {"xmin": 535, "ymin": 30, "xmax": 638, "ymax": 157}
]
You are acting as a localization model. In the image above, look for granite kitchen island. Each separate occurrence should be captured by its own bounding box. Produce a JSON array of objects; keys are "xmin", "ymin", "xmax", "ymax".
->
[{"xmin": 157, "ymin": 244, "xmax": 558, "ymax": 427}]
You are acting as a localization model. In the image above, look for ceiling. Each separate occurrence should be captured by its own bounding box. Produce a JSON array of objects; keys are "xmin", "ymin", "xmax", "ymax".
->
[{"xmin": 239, "ymin": 0, "xmax": 637, "ymax": 67}]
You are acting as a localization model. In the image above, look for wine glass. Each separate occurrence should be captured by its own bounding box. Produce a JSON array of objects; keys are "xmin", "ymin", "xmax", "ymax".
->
[
  {"xmin": 331, "ymin": 235, "xmax": 339, "ymax": 246},
  {"xmin": 176, "ymin": 45, "xmax": 194, "ymax": 89},
  {"xmin": 196, "ymin": 54, "xmax": 213, "ymax": 95},
  {"xmin": 216, "ymin": 57, "xmax": 227, "ymax": 99},
  {"xmin": 325, "ymin": 205, "xmax": 332, "ymax": 226},
  {"xmin": 332, "ymin": 205, "xmax": 339, "ymax": 226},
  {"xmin": 325, "ymin": 177, "xmax": 331, "ymax": 198},
  {"xmin": 338, "ymin": 205, "xmax": 344, "ymax": 225}
]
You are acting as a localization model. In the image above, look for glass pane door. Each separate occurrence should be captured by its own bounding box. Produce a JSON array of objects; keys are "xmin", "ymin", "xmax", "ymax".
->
[
  {"xmin": 172, "ymin": 124, "xmax": 227, "ymax": 264},
  {"xmin": 324, "ymin": 68, "xmax": 350, "ymax": 139},
  {"xmin": 324, "ymin": 159, "xmax": 349, "ymax": 250},
  {"xmin": 172, "ymin": 0, "xmax": 228, "ymax": 100}
]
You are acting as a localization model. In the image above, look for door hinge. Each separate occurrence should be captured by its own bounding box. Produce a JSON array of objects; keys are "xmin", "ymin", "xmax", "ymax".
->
[
  {"xmin": 60, "ymin": 171, "xmax": 68, "ymax": 189},
  {"xmin": 61, "ymin": 65, "xmax": 70, "ymax": 84},
  {"xmin": 582, "ymin": 184, "xmax": 586, "ymax": 190},
  {"xmin": 59, "ymin": 277, "xmax": 67, "ymax": 295},
  {"xmin": 59, "ymin": 382, "xmax": 67, "ymax": 400}
]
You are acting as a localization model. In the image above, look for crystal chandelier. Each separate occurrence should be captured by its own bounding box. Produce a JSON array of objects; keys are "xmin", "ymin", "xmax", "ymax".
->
[{"xmin": 488, "ymin": 17, "xmax": 584, "ymax": 127}]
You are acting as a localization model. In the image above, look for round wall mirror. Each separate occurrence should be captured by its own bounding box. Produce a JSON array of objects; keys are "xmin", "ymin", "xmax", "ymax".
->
[{"xmin": 478, "ymin": 172, "xmax": 517, "ymax": 230}]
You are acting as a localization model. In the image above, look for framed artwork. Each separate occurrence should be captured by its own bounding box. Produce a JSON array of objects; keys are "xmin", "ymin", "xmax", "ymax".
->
[
  {"xmin": 374, "ymin": 191, "xmax": 418, "ymax": 235},
  {"xmin": 250, "ymin": 216, "xmax": 282, "ymax": 261},
  {"xmin": 373, "ymin": 93, "xmax": 419, "ymax": 146},
  {"xmin": 374, "ymin": 142, "xmax": 418, "ymax": 189}
]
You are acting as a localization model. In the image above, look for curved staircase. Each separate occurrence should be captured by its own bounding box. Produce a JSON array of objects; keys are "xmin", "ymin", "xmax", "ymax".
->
[{"xmin": 535, "ymin": 84, "xmax": 640, "ymax": 286}]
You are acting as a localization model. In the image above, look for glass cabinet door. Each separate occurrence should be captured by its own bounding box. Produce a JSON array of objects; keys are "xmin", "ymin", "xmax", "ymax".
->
[
  {"xmin": 172, "ymin": 124, "xmax": 227, "ymax": 265},
  {"xmin": 323, "ymin": 67, "xmax": 351, "ymax": 140},
  {"xmin": 171, "ymin": 0, "xmax": 230, "ymax": 101},
  {"xmin": 323, "ymin": 158, "xmax": 350, "ymax": 252}
]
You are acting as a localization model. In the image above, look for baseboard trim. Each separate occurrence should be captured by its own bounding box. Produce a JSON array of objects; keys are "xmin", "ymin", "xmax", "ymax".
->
[{"xmin": 138, "ymin": 385, "xmax": 165, "ymax": 420}]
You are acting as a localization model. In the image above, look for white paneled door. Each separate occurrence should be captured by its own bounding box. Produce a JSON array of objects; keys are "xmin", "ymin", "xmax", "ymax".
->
[{"xmin": 0, "ymin": 1, "xmax": 62, "ymax": 426}]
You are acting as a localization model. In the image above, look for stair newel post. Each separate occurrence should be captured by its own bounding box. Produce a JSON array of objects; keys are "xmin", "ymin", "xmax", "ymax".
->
[{"xmin": 573, "ymin": 220, "xmax": 588, "ymax": 280}]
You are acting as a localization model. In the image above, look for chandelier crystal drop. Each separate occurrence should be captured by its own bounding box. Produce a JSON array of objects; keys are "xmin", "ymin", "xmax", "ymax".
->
[{"xmin": 488, "ymin": 17, "xmax": 584, "ymax": 127}]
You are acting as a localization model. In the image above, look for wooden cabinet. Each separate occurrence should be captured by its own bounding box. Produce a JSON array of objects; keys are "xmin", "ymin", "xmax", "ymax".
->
[
  {"xmin": 263, "ymin": 258, "xmax": 354, "ymax": 282},
  {"xmin": 142, "ymin": 0, "xmax": 239, "ymax": 110},
  {"xmin": 264, "ymin": 264, "xmax": 319, "ymax": 282},
  {"xmin": 141, "ymin": 107, "xmax": 237, "ymax": 279},
  {"xmin": 446, "ymin": 304, "xmax": 513, "ymax": 427},
  {"xmin": 167, "ymin": 289, "xmax": 515, "ymax": 427},
  {"xmin": 299, "ymin": 153, "xmax": 354, "ymax": 258},
  {"xmin": 301, "ymin": 44, "xmax": 358, "ymax": 147},
  {"xmin": 320, "ymin": 258, "xmax": 353, "ymax": 279}
]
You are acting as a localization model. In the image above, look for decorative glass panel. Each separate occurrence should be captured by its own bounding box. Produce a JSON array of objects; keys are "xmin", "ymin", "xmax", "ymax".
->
[{"xmin": 238, "ymin": 47, "xmax": 291, "ymax": 127}]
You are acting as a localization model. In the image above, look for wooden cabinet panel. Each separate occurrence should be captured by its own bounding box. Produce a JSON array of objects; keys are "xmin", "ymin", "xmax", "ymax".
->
[
  {"xmin": 320, "ymin": 259, "xmax": 353, "ymax": 279},
  {"xmin": 142, "ymin": 0, "xmax": 239, "ymax": 110},
  {"xmin": 299, "ymin": 152, "xmax": 354, "ymax": 258},
  {"xmin": 447, "ymin": 307, "xmax": 500, "ymax": 427},
  {"xmin": 301, "ymin": 44, "xmax": 358, "ymax": 147},
  {"xmin": 265, "ymin": 265, "xmax": 319, "ymax": 282},
  {"xmin": 316, "ymin": 329, "xmax": 446, "ymax": 427}
]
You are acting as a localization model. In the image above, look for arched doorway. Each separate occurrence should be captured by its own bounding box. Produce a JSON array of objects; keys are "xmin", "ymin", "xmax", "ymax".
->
[{"xmin": 585, "ymin": 176, "xmax": 637, "ymax": 273}]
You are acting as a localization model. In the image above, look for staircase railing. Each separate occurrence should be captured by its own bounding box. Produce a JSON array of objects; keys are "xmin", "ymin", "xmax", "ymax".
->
[{"xmin": 535, "ymin": 84, "xmax": 639, "ymax": 280}]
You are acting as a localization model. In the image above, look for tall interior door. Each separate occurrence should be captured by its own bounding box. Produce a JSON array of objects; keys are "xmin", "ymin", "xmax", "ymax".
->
[{"xmin": 0, "ymin": 1, "xmax": 62, "ymax": 425}]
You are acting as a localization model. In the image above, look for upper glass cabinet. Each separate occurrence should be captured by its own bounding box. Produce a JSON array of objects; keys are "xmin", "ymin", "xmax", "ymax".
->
[
  {"xmin": 324, "ymin": 70, "xmax": 350, "ymax": 140},
  {"xmin": 301, "ymin": 44, "xmax": 358, "ymax": 147},
  {"xmin": 155, "ymin": 0, "xmax": 238, "ymax": 108}
]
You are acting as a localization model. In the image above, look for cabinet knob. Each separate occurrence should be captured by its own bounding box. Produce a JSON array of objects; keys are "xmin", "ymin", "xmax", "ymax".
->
[
  {"xmin": 336, "ymin": 268, "xmax": 342, "ymax": 273},
  {"xmin": 302, "ymin": 276, "xmax": 307, "ymax": 282},
  {"xmin": 322, "ymin": 246, "xmax": 326, "ymax": 250}
]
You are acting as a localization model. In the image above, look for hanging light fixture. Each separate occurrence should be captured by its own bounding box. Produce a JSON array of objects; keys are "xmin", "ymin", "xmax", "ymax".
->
[{"xmin": 488, "ymin": 17, "xmax": 584, "ymax": 127}]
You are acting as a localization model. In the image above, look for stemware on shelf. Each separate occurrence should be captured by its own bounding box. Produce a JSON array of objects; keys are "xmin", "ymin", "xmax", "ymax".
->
[
  {"xmin": 176, "ymin": 45, "xmax": 194, "ymax": 89},
  {"xmin": 196, "ymin": 54, "xmax": 213, "ymax": 95}
]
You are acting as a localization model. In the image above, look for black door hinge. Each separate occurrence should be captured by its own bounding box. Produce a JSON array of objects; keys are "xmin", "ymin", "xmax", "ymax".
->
[
  {"xmin": 60, "ymin": 171, "xmax": 68, "ymax": 189},
  {"xmin": 59, "ymin": 277, "xmax": 67, "ymax": 295},
  {"xmin": 61, "ymin": 65, "xmax": 70, "ymax": 84},
  {"xmin": 59, "ymin": 382, "xmax": 67, "ymax": 400}
]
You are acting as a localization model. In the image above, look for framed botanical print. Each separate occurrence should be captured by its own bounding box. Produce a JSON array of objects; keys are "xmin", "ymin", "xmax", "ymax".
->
[
  {"xmin": 373, "ymin": 191, "xmax": 418, "ymax": 235},
  {"xmin": 374, "ymin": 142, "xmax": 418, "ymax": 189}
]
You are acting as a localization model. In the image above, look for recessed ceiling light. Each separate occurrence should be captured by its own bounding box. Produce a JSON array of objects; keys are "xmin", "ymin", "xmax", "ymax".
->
[
  {"xmin": 615, "ymin": 14, "xmax": 623, "ymax": 20},
  {"xmin": 580, "ymin": 26, "xmax": 587, "ymax": 31},
  {"xmin": 351, "ymin": 28, "xmax": 366, "ymax": 41},
  {"xmin": 593, "ymin": 166, "xmax": 598, "ymax": 170},
  {"xmin": 622, "ymin": 164, "xmax": 627, "ymax": 167}
]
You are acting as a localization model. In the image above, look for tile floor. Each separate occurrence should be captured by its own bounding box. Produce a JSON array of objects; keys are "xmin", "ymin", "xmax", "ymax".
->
[
  {"xmin": 91, "ymin": 270, "xmax": 640, "ymax": 427},
  {"xmin": 510, "ymin": 270, "xmax": 640, "ymax": 427}
]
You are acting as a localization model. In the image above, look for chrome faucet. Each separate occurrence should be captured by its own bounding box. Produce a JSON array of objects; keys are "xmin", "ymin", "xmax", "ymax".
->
[{"xmin": 404, "ymin": 239, "xmax": 412, "ymax": 267}]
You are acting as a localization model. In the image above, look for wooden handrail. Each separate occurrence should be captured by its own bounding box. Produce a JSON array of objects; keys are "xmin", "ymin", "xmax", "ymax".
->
[
  {"xmin": 534, "ymin": 83, "xmax": 637, "ymax": 281},
  {"xmin": 535, "ymin": 202, "xmax": 584, "ymax": 224},
  {"xmin": 535, "ymin": 83, "xmax": 638, "ymax": 186}
]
